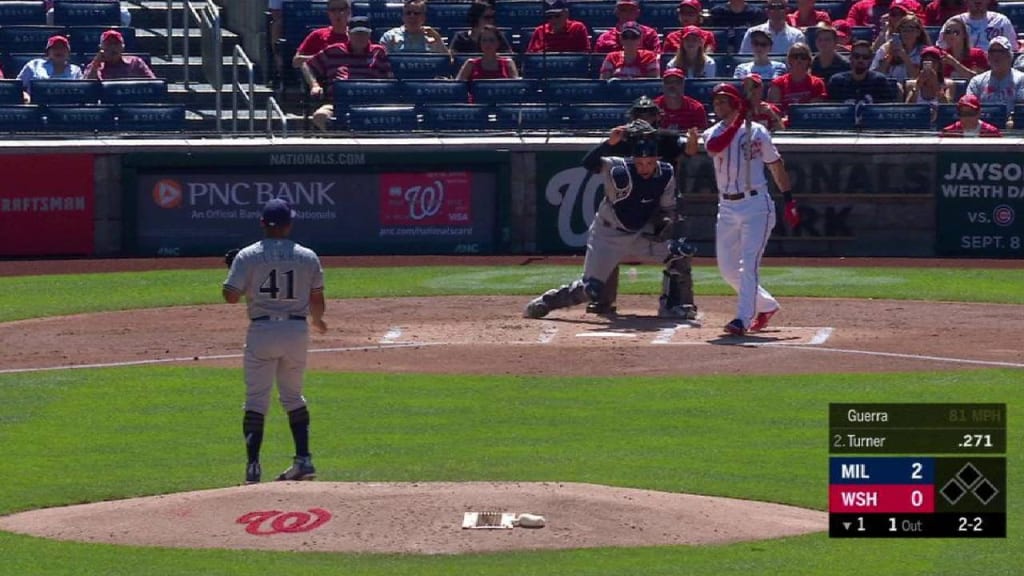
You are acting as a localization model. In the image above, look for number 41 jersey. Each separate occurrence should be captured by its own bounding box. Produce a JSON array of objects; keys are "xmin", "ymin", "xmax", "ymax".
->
[{"xmin": 224, "ymin": 238, "xmax": 324, "ymax": 320}]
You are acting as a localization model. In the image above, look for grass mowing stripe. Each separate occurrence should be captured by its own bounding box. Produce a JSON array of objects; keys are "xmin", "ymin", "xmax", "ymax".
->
[{"xmin": 0, "ymin": 266, "xmax": 1022, "ymax": 322}]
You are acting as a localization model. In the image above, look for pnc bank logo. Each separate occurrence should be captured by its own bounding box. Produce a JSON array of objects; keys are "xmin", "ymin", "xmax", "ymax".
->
[{"xmin": 152, "ymin": 179, "xmax": 184, "ymax": 209}]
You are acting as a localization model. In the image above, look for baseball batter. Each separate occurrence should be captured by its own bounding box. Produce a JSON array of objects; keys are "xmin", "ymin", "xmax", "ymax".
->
[
  {"xmin": 524, "ymin": 121, "xmax": 695, "ymax": 319},
  {"xmin": 689, "ymin": 83, "xmax": 799, "ymax": 336},
  {"xmin": 222, "ymin": 198, "xmax": 328, "ymax": 484}
]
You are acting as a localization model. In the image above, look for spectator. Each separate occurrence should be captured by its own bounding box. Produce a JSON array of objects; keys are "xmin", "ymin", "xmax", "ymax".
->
[
  {"xmin": 966, "ymin": 36, "xmax": 1024, "ymax": 113},
  {"xmin": 734, "ymin": 29, "xmax": 789, "ymax": 79},
  {"xmin": 302, "ymin": 16, "xmax": 392, "ymax": 131},
  {"xmin": 828, "ymin": 39, "xmax": 901, "ymax": 101},
  {"xmin": 45, "ymin": 0, "xmax": 130, "ymax": 27},
  {"xmin": 17, "ymin": 35, "xmax": 84, "ymax": 103},
  {"xmin": 812, "ymin": 24, "xmax": 851, "ymax": 81},
  {"xmin": 663, "ymin": 0, "xmax": 718, "ymax": 54},
  {"xmin": 708, "ymin": 0, "xmax": 765, "ymax": 29},
  {"xmin": 871, "ymin": 0, "xmax": 923, "ymax": 52},
  {"xmin": 952, "ymin": 0, "xmax": 1017, "ymax": 52},
  {"xmin": 941, "ymin": 93, "xmax": 1003, "ymax": 135},
  {"xmin": 380, "ymin": 0, "xmax": 448, "ymax": 53},
  {"xmin": 450, "ymin": 1, "xmax": 512, "ymax": 54},
  {"xmin": 599, "ymin": 21, "xmax": 660, "ymax": 79},
  {"xmin": 831, "ymin": 19, "xmax": 854, "ymax": 51},
  {"xmin": 655, "ymin": 68, "xmax": 708, "ymax": 130},
  {"xmin": 456, "ymin": 25, "xmax": 520, "ymax": 80},
  {"xmin": 667, "ymin": 26, "xmax": 718, "ymax": 77},
  {"xmin": 937, "ymin": 18, "xmax": 989, "ymax": 78},
  {"xmin": 924, "ymin": 0, "xmax": 967, "ymax": 26},
  {"xmin": 788, "ymin": 0, "xmax": 832, "ymax": 28},
  {"xmin": 84, "ymin": 29, "xmax": 155, "ymax": 80},
  {"xmin": 847, "ymin": 0, "xmax": 921, "ymax": 29},
  {"xmin": 904, "ymin": 45, "xmax": 954, "ymax": 102},
  {"xmin": 740, "ymin": 0, "xmax": 806, "ymax": 54},
  {"xmin": 743, "ymin": 73, "xmax": 786, "ymax": 130},
  {"xmin": 768, "ymin": 42, "xmax": 828, "ymax": 113},
  {"xmin": 526, "ymin": 0, "xmax": 591, "ymax": 53},
  {"xmin": 595, "ymin": 0, "xmax": 661, "ymax": 53},
  {"xmin": 293, "ymin": 0, "xmax": 350, "ymax": 69},
  {"xmin": 871, "ymin": 14, "xmax": 931, "ymax": 81}
]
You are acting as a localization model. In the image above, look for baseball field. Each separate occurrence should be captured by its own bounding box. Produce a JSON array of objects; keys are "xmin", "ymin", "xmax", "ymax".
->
[{"xmin": 0, "ymin": 257, "xmax": 1020, "ymax": 575}]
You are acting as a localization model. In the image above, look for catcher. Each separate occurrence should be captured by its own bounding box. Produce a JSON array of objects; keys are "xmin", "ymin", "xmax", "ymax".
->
[
  {"xmin": 523, "ymin": 120, "xmax": 695, "ymax": 319},
  {"xmin": 579, "ymin": 95, "xmax": 698, "ymax": 319}
]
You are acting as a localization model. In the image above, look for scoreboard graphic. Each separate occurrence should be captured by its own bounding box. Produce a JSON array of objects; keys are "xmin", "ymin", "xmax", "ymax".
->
[{"xmin": 828, "ymin": 404, "xmax": 1006, "ymax": 538}]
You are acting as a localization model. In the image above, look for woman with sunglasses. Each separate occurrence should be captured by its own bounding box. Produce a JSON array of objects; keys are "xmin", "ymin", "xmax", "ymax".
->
[
  {"xmin": 456, "ymin": 25, "xmax": 520, "ymax": 80},
  {"xmin": 599, "ymin": 21, "xmax": 660, "ymax": 80},
  {"xmin": 380, "ymin": 0, "xmax": 448, "ymax": 53},
  {"xmin": 872, "ymin": 14, "xmax": 932, "ymax": 81},
  {"xmin": 450, "ymin": 1, "xmax": 511, "ymax": 55},
  {"xmin": 904, "ymin": 45, "xmax": 954, "ymax": 104},
  {"xmin": 936, "ymin": 17, "xmax": 989, "ymax": 78},
  {"xmin": 667, "ymin": 26, "xmax": 717, "ymax": 77}
]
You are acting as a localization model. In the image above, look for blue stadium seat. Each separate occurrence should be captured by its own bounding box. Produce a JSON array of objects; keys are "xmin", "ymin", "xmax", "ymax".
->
[
  {"xmin": 0, "ymin": 1, "xmax": 46, "ymax": 25},
  {"xmin": 29, "ymin": 79, "xmax": 101, "ymax": 105},
  {"xmin": 68, "ymin": 26, "xmax": 137, "ymax": 52},
  {"xmin": 541, "ymin": 78, "xmax": 611, "ymax": 103},
  {"xmin": 494, "ymin": 104, "xmax": 562, "ymax": 130},
  {"xmin": 712, "ymin": 54, "xmax": 736, "ymax": 76},
  {"xmin": 858, "ymin": 103, "xmax": 932, "ymax": 130},
  {"xmin": 787, "ymin": 103, "xmax": 857, "ymax": 130},
  {"xmin": 817, "ymin": 2, "xmax": 847, "ymax": 19},
  {"xmin": 565, "ymin": 103, "xmax": 630, "ymax": 129},
  {"xmin": 684, "ymin": 78, "xmax": 741, "ymax": 105},
  {"xmin": 388, "ymin": 53, "xmax": 453, "ymax": 79},
  {"xmin": 570, "ymin": 1, "xmax": 617, "ymax": 29},
  {"xmin": 344, "ymin": 105, "xmax": 418, "ymax": 132},
  {"xmin": 643, "ymin": 1, "xmax": 681, "ymax": 28},
  {"xmin": 470, "ymin": 78, "xmax": 538, "ymax": 105},
  {"xmin": 0, "ymin": 104, "xmax": 43, "ymax": 130},
  {"xmin": 419, "ymin": 103, "xmax": 491, "ymax": 131},
  {"xmin": 116, "ymin": 103, "xmax": 185, "ymax": 132},
  {"xmin": 605, "ymin": 78, "xmax": 663, "ymax": 104},
  {"xmin": 44, "ymin": 104, "xmax": 116, "ymax": 131},
  {"xmin": 518, "ymin": 26, "xmax": 537, "ymax": 52},
  {"xmin": 850, "ymin": 26, "xmax": 875, "ymax": 43},
  {"xmin": 1, "ymin": 53, "xmax": 37, "ymax": 78},
  {"xmin": 53, "ymin": 0, "xmax": 120, "ymax": 26},
  {"xmin": 497, "ymin": 1, "xmax": 544, "ymax": 30},
  {"xmin": 368, "ymin": 1, "xmax": 402, "ymax": 24},
  {"xmin": 100, "ymin": 79, "xmax": 166, "ymax": 104},
  {"xmin": 452, "ymin": 51, "xmax": 518, "ymax": 74},
  {"xmin": 978, "ymin": 104, "xmax": 1009, "ymax": 128},
  {"xmin": 0, "ymin": 80, "xmax": 23, "ymax": 104},
  {"xmin": 520, "ymin": 53, "xmax": 591, "ymax": 79},
  {"xmin": 427, "ymin": 2, "xmax": 470, "ymax": 31},
  {"xmin": 997, "ymin": 2, "xmax": 1024, "ymax": 29},
  {"xmin": 0, "ymin": 25, "xmax": 65, "ymax": 53},
  {"xmin": 402, "ymin": 79, "xmax": 469, "ymax": 104},
  {"xmin": 706, "ymin": 27, "xmax": 743, "ymax": 54},
  {"xmin": 924, "ymin": 26, "xmax": 941, "ymax": 41},
  {"xmin": 1015, "ymin": 104, "xmax": 1024, "ymax": 128},
  {"xmin": 953, "ymin": 79, "xmax": 968, "ymax": 100},
  {"xmin": 331, "ymin": 79, "xmax": 404, "ymax": 110}
]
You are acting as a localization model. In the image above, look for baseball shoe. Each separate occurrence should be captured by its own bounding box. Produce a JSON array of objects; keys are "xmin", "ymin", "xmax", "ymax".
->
[
  {"xmin": 749, "ymin": 308, "xmax": 779, "ymax": 332},
  {"xmin": 586, "ymin": 301, "xmax": 617, "ymax": 315},
  {"xmin": 275, "ymin": 455, "xmax": 316, "ymax": 481},
  {"xmin": 723, "ymin": 318, "xmax": 746, "ymax": 336},
  {"xmin": 523, "ymin": 298, "xmax": 550, "ymax": 319},
  {"xmin": 245, "ymin": 461, "xmax": 261, "ymax": 484},
  {"xmin": 658, "ymin": 302, "xmax": 698, "ymax": 320}
]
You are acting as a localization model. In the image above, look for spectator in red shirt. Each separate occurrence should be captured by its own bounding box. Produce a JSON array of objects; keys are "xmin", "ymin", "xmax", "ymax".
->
[
  {"xmin": 527, "ymin": 0, "xmax": 592, "ymax": 53},
  {"xmin": 743, "ymin": 73, "xmax": 786, "ymax": 129},
  {"xmin": 924, "ymin": 0, "xmax": 967, "ymax": 25},
  {"xmin": 848, "ymin": 0, "xmax": 922, "ymax": 29},
  {"xmin": 942, "ymin": 93, "xmax": 1002, "ymax": 135},
  {"xmin": 831, "ymin": 19, "xmax": 854, "ymax": 51},
  {"xmin": 664, "ymin": 0, "xmax": 718, "ymax": 54},
  {"xmin": 600, "ymin": 21, "xmax": 661, "ymax": 79},
  {"xmin": 768, "ymin": 42, "xmax": 828, "ymax": 114},
  {"xmin": 293, "ymin": 0, "xmax": 350, "ymax": 69},
  {"xmin": 303, "ymin": 17, "xmax": 392, "ymax": 131},
  {"xmin": 595, "ymin": 0, "xmax": 662, "ymax": 53},
  {"xmin": 788, "ymin": 0, "xmax": 833, "ymax": 28},
  {"xmin": 457, "ymin": 25, "xmax": 521, "ymax": 80},
  {"xmin": 84, "ymin": 29, "xmax": 156, "ymax": 80},
  {"xmin": 656, "ymin": 68, "xmax": 708, "ymax": 130},
  {"xmin": 936, "ymin": 17, "xmax": 989, "ymax": 78}
]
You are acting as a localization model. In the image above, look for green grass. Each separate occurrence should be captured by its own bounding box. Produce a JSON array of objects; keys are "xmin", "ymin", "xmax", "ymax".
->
[
  {"xmin": 0, "ymin": 367, "xmax": 1020, "ymax": 575},
  {"xmin": 1, "ymin": 265, "xmax": 1023, "ymax": 321}
]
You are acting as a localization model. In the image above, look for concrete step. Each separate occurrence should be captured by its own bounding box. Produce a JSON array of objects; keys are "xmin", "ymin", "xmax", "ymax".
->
[
  {"xmin": 168, "ymin": 81, "xmax": 276, "ymax": 110},
  {"xmin": 187, "ymin": 108, "xmax": 305, "ymax": 133},
  {"xmin": 134, "ymin": 26, "xmax": 241, "ymax": 58},
  {"xmin": 150, "ymin": 55, "xmax": 266, "ymax": 84},
  {"xmin": 127, "ymin": 1, "xmax": 190, "ymax": 29}
]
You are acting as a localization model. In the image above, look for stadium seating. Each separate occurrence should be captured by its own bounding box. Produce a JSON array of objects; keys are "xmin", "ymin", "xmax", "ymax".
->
[
  {"xmin": 116, "ymin": 103, "xmax": 185, "ymax": 132},
  {"xmin": 470, "ymin": 78, "xmax": 538, "ymax": 105},
  {"xmin": 858, "ymin": 103, "xmax": 932, "ymax": 130},
  {"xmin": 367, "ymin": 2, "xmax": 401, "ymax": 24},
  {"xmin": 0, "ymin": 24, "xmax": 64, "ymax": 52},
  {"xmin": 787, "ymin": 103, "xmax": 857, "ymax": 130},
  {"xmin": 419, "ymin": 103, "xmax": 490, "ymax": 131},
  {"xmin": 0, "ymin": 104, "xmax": 43, "ymax": 130},
  {"xmin": 330, "ymin": 78, "xmax": 404, "ymax": 110},
  {"xmin": 817, "ymin": 2, "xmax": 848, "ymax": 19},
  {"xmin": 68, "ymin": 25, "xmax": 136, "ymax": 53},
  {"xmin": 0, "ymin": 80, "xmax": 25, "ymax": 104},
  {"xmin": 605, "ymin": 78, "xmax": 663, "ymax": 104},
  {"xmin": 569, "ymin": 1, "xmax": 617, "ymax": 29},
  {"xmin": 99, "ymin": 79, "xmax": 167, "ymax": 104},
  {"xmin": 850, "ymin": 27, "xmax": 875, "ymax": 43},
  {"xmin": 706, "ymin": 27, "xmax": 742, "ymax": 54},
  {"xmin": 426, "ymin": 2, "xmax": 470, "ymax": 32},
  {"xmin": 44, "ymin": 103, "xmax": 116, "ymax": 131},
  {"xmin": 52, "ymin": 0, "xmax": 120, "ymax": 27},
  {"xmin": 494, "ymin": 103, "xmax": 562, "ymax": 130},
  {"xmin": 934, "ymin": 103, "xmax": 1009, "ymax": 129},
  {"xmin": 1, "ymin": 53, "xmax": 37, "ymax": 78},
  {"xmin": 997, "ymin": 2, "xmax": 1024, "ymax": 29},
  {"xmin": 388, "ymin": 53, "xmax": 454, "ymax": 79},
  {"xmin": 565, "ymin": 103, "xmax": 629, "ymax": 128},
  {"xmin": 344, "ymin": 105, "xmax": 418, "ymax": 132},
  {"xmin": 540, "ymin": 78, "xmax": 611, "ymax": 103},
  {"xmin": 29, "ymin": 78, "xmax": 101, "ymax": 105},
  {"xmin": 684, "ymin": 78, "xmax": 742, "ymax": 105},
  {"xmin": 403, "ymin": 79, "xmax": 470, "ymax": 103},
  {"xmin": 520, "ymin": 52, "xmax": 591, "ymax": 79},
  {"xmin": 0, "ymin": 1, "xmax": 46, "ymax": 26},
  {"xmin": 496, "ymin": 1, "xmax": 544, "ymax": 30},
  {"xmin": 1015, "ymin": 103, "xmax": 1024, "ymax": 127},
  {"xmin": 643, "ymin": 1, "xmax": 680, "ymax": 27}
]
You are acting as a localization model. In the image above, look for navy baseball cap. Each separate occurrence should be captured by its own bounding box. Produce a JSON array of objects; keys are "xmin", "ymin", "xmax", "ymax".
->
[{"xmin": 261, "ymin": 198, "xmax": 295, "ymax": 227}]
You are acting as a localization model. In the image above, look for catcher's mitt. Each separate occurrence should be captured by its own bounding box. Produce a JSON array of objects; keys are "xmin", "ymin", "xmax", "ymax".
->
[{"xmin": 224, "ymin": 248, "xmax": 241, "ymax": 268}]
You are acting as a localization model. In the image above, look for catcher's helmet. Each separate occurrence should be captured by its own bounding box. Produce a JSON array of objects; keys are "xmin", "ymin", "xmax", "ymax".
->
[
  {"xmin": 629, "ymin": 95, "xmax": 659, "ymax": 119},
  {"xmin": 711, "ymin": 83, "xmax": 742, "ymax": 109}
]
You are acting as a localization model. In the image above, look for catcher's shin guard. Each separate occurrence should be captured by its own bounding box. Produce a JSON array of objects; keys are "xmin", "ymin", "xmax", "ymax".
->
[
  {"xmin": 539, "ymin": 279, "xmax": 590, "ymax": 311},
  {"xmin": 588, "ymin": 267, "xmax": 619, "ymax": 314},
  {"xmin": 673, "ymin": 257, "xmax": 695, "ymax": 307}
]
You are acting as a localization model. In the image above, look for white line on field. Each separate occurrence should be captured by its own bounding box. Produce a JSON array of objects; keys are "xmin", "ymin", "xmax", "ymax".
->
[
  {"xmin": 576, "ymin": 332, "xmax": 636, "ymax": 339},
  {"xmin": 651, "ymin": 325, "xmax": 681, "ymax": 344},
  {"xmin": 762, "ymin": 345, "xmax": 1024, "ymax": 369},
  {"xmin": 809, "ymin": 327, "xmax": 834, "ymax": 345},
  {"xmin": 380, "ymin": 326, "xmax": 403, "ymax": 344},
  {"xmin": 538, "ymin": 323, "xmax": 558, "ymax": 344}
]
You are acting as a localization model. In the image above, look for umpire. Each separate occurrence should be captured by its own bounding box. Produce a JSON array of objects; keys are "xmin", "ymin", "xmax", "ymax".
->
[{"xmin": 580, "ymin": 94, "xmax": 698, "ymax": 319}]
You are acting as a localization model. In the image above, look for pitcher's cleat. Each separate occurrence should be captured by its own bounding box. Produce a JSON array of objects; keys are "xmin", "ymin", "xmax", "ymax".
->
[
  {"xmin": 275, "ymin": 455, "xmax": 316, "ymax": 481},
  {"xmin": 245, "ymin": 461, "xmax": 261, "ymax": 484}
]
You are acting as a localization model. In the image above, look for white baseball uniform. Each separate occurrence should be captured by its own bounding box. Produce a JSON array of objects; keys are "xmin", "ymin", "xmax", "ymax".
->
[{"xmin": 701, "ymin": 119, "xmax": 781, "ymax": 329}]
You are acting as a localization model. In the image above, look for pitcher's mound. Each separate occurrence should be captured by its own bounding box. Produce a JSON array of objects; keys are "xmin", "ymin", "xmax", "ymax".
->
[{"xmin": 0, "ymin": 482, "xmax": 826, "ymax": 554}]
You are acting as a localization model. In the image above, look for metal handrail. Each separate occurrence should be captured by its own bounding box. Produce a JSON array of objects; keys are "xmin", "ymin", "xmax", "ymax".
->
[
  {"xmin": 267, "ymin": 97, "xmax": 288, "ymax": 138},
  {"xmin": 232, "ymin": 45, "xmax": 255, "ymax": 135},
  {"xmin": 182, "ymin": 0, "xmax": 223, "ymax": 132},
  {"xmin": 165, "ymin": 0, "xmax": 173, "ymax": 59}
]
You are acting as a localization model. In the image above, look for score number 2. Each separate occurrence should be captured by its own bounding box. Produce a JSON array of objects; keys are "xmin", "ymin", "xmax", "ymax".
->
[{"xmin": 959, "ymin": 517, "xmax": 983, "ymax": 532}]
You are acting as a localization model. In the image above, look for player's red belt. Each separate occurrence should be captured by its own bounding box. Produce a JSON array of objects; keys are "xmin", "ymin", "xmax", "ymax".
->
[
  {"xmin": 251, "ymin": 315, "xmax": 307, "ymax": 322},
  {"xmin": 721, "ymin": 190, "xmax": 759, "ymax": 201}
]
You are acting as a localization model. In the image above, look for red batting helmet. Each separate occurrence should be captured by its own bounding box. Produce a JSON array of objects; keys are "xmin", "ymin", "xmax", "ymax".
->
[{"xmin": 711, "ymin": 82, "xmax": 742, "ymax": 109}]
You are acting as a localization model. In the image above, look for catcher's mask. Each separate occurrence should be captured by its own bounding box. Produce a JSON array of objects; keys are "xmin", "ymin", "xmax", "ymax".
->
[{"xmin": 629, "ymin": 95, "xmax": 659, "ymax": 121}]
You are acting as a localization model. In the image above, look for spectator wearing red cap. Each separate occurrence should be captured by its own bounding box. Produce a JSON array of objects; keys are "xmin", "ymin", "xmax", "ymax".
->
[
  {"xmin": 831, "ymin": 19, "xmax": 853, "ymax": 51},
  {"xmin": 656, "ymin": 69, "xmax": 709, "ymax": 130},
  {"xmin": 84, "ymin": 29, "xmax": 155, "ymax": 80},
  {"xmin": 904, "ymin": 45, "xmax": 954, "ymax": 103},
  {"xmin": 923, "ymin": 0, "xmax": 966, "ymax": 26},
  {"xmin": 788, "ymin": 0, "xmax": 832, "ymax": 28},
  {"xmin": 663, "ymin": 1, "xmax": 718, "ymax": 54},
  {"xmin": 871, "ymin": 0, "xmax": 924, "ymax": 52},
  {"xmin": 941, "ymin": 94, "xmax": 1003, "ymax": 135},
  {"xmin": 527, "ymin": 0, "xmax": 592, "ymax": 53},
  {"xmin": 951, "ymin": 0, "xmax": 1016, "ymax": 53},
  {"xmin": 871, "ymin": 13, "xmax": 932, "ymax": 81},
  {"xmin": 739, "ymin": 0, "xmax": 807, "ymax": 54},
  {"xmin": 599, "ymin": 21, "xmax": 661, "ymax": 78},
  {"xmin": 742, "ymin": 73, "xmax": 785, "ymax": 130},
  {"xmin": 848, "ymin": 0, "xmax": 922, "ymax": 29},
  {"xmin": 768, "ymin": 42, "xmax": 828, "ymax": 115},
  {"xmin": 965, "ymin": 36, "xmax": 1024, "ymax": 113},
  {"xmin": 595, "ymin": 0, "xmax": 662, "ymax": 53},
  {"xmin": 666, "ymin": 26, "xmax": 718, "ymax": 77},
  {"xmin": 936, "ymin": 17, "xmax": 989, "ymax": 78},
  {"xmin": 16, "ymin": 35, "xmax": 83, "ymax": 103},
  {"xmin": 811, "ymin": 24, "xmax": 851, "ymax": 82}
]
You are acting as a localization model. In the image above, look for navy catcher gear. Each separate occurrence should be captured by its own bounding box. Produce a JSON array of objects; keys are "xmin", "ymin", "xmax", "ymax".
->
[
  {"xmin": 582, "ymin": 277, "xmax": 605, "ymax": 301},
  {"xmin": 666, "ymin": 238, "xmax": 697, "ymax": 261}
]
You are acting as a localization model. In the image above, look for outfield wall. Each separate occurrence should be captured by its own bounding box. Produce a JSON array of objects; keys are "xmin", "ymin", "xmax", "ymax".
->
[{"xmin": 0, "ymin": 137, "xmax": 1021, "ymax": 259}]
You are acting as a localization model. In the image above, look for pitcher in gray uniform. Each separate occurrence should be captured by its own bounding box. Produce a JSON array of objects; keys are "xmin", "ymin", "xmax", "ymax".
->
[
  {"xmin": 223, "ymin": 198, "xmax": 328, "ymax": 484},
  {"xmin": 523, "ymin": 121, "xmax": 696, "ymax": 320}
]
